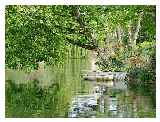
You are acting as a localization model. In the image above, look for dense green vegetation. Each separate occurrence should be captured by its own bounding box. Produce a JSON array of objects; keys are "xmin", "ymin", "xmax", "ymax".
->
[
  {"xmin": 5, "ymin": 5, "xmax": 156, "ymax": 117},
  {"xmin": 94, "ymin": 6, "xmax": 155, "ymax": 103},
  {"xmin": 6, "ymin": 5, "xmax": 101, "ymax": 69}
]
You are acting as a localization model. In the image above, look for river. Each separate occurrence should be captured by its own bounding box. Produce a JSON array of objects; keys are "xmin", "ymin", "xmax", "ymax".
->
[{"xmin": 5, "ymin": 46, "xmax": 155, "ymax": 118}]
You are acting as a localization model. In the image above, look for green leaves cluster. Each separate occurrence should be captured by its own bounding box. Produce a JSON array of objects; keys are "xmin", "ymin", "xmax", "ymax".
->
[
  {"xmin": 5, "ymin": 5, "xmax": 106, "ymax": 69},
  {"xmin": 5, "ymin": 5, "xmax": 156, "ymax": 71},
  {"xmin": 6, "ymin": 6, "xmax": 75, "ymax": 69}
]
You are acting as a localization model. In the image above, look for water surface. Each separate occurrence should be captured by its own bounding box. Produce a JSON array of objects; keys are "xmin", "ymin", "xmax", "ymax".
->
[{"xmin": 5, "ymin": 48, "xmax": 155, "ymax": 117}]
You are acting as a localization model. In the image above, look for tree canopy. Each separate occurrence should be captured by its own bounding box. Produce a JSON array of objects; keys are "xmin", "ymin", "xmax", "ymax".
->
[{"xmin": 5, "ymin": 5, "xmax": 155, "ymax": 69}]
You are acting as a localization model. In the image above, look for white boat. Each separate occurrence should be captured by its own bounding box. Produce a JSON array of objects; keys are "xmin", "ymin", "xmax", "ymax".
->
[{"xmin": 83, "ymin": 72, "xmax": 114, "ymax": 81}]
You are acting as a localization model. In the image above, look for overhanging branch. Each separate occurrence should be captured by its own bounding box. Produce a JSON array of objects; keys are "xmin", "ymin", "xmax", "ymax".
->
[{"xmin": 66, "ymin": 37, "xmax": 98, "ymax": 50}]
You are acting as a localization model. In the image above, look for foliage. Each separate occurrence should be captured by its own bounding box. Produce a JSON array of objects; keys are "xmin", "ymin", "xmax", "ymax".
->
[
  {"xmin": 95, "ymin": 6, "xmax": 155, "ymax": 107},
  {"xmin": 5, "ymin": 5, "xmax": 107, "ymax": 69},
  {"xmin": 6, "ymin": 6, "xmax": 76, "ymax": 69},
  {"xmin": 96, "ymin": 5, "xmax": 155, "ymax": 73},
  {"xmin": 6, "ymin": 5, "xmax": 155, "ymax": 70},
  {"xmin": 5, "ymin": 5, "xmax": 156, "ymax": 117}
]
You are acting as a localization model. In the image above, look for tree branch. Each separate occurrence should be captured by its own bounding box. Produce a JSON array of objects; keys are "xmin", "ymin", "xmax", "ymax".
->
[
  {"xmin": 71, "ymin": 6, "xmax": 98, "ymax": 50},
  {"xmin": 66, "ymin": 36, "xmax": 98, "ymax": 50}
]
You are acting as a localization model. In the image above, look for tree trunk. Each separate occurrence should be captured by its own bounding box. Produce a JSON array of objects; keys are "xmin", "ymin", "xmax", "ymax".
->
[
  {"xmin": 133, "ymin": 12, "xmax": 144, "ymax": 46},
  {"xmin": 128, "ymin": 12, "xmax": 143, "ymax": 48},
  {"xmin": 116, "ymin": 24, "xmax": 123, "ymax": 42},
  {"xmin": 128, "ymin": 20, "xmax": 133, "ymax": 47}
]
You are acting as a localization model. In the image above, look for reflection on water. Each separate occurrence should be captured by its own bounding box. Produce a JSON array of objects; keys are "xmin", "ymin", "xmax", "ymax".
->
[
  {"xmin": 6, "ymin": 47, "xmax": 155, "ymax": 118},
  {"xmin": 68, "ymin": 78, "xmax": 155, "ymax": 118}
]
